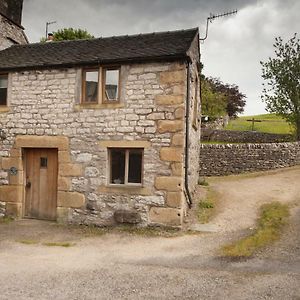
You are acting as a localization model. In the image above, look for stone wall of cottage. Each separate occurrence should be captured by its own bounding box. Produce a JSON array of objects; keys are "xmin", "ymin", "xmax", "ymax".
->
[
  {"xmin": 0, "ymin": 61, "xmax": 192, "ymax": 227},
  {"xmin": 185, "ymin": 34, "xmax": 201, "ymax": 200},
  {"xmin": 0, "ymin": 14, "xmax": 27, "ymax": 50}
]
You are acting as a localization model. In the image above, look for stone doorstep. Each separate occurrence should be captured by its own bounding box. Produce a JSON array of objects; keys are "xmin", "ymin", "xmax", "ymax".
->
[{"xmin": 188, "ymin": 223, "xmax": 219, "ymax": 233}]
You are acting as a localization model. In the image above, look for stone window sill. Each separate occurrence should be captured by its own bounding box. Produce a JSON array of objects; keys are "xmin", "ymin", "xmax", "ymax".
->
[
  {"xmin": 98, "ymin": 185, "xmax": 151, "ymax": 196},
  {"xmin": 0, "ymin": 106, "xmax": 10, "ymax": 113},
  {"xmin": 74, "ymin": 103, "xmax": 124, "ymax": 111}
]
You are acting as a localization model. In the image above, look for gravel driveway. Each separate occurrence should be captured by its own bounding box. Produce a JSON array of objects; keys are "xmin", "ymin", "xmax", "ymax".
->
[{"xmin": 0, "ymin": 167, "xmax": 299, "ymax": 300}]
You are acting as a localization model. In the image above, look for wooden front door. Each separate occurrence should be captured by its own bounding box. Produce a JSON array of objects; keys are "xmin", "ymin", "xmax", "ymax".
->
[{"xmin": 24, "ymin": 148, "xmax": 58, "ymax": 220}]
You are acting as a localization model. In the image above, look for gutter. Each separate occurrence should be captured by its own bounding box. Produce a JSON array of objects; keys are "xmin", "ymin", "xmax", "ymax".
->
[{"xmin": 184, "ymin": 61, "xmax": 193, "ymax": 208}]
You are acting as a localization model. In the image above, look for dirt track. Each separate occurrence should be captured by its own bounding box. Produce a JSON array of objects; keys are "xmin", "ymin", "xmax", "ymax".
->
[{"xmin": 0, "ymin": 167, "xmax": 299, "ymax": 299}]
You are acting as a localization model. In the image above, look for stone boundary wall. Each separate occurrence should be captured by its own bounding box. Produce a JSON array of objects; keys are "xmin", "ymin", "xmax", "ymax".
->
[
  {"xmin": 201, "ymin": 129, "xmax": 294, "ymax": 143},
  {"xmin": 199, "ymin": 142, "xmax": 300, "ymax": 176}
]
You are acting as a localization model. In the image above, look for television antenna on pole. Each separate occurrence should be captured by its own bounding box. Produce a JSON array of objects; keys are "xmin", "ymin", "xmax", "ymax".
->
[
  {"xmin": 45, "ymin": 21, "xmax": 57, "ymax": 38},
  {"xmin": 200, "ymin": 10, "xmax": 237, "ymax": 42}
]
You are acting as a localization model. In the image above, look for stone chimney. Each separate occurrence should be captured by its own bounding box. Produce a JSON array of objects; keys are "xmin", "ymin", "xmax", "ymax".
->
[
  {"xmin": 46, "ymin": 33, "xmax": 54, "ymax": 42},
  {"xmin": 0, "ymin": 0, "xmax": 24, "ymax": 26}
]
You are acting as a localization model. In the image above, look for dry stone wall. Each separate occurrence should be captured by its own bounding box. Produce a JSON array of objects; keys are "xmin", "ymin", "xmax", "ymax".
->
[
  {"xmin": 199, "ymin": 142, "xmax": 300, "ymax": 176},
  {"xmin": 202, "ymin": 129, "xmax": 294, "ymax": 143}
]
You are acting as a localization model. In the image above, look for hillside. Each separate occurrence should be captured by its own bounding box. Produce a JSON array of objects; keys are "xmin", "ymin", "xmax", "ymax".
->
[{"xmin": 225, "ymin": 113, "xmax": 294, "ymax": 135}]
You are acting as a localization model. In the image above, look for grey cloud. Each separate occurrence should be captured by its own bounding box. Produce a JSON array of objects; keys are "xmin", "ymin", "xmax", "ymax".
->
[{"xmin": 22, "ymin": 0, "xmax": 299, "ymax": 115}]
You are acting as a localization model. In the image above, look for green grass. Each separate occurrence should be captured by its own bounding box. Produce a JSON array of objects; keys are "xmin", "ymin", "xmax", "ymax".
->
[
  {"xmin": 114, "ymin": 225, "xmax": 183, "ymax": 237},
  {"xmin": 198, "ymin": 177, "xmax": 209, "ymax": 186},
  {"xmin": 55, "ymin": 223, "xmax": 198, "ymax": 238},
  {"xmin": 0, "ymin": 216, "xmax": 14, "ymax": 224},
  {"xmin": 197, "ymin": 189, "xmax": 218, "ymax": 224},
  {"xmin": 18, "ymin": 239, "xmax": 39, "ymax": 245},
  {"xmin": 225, "ymin": 113, "xmax": 294, "ymax": 135},
  {"xmin": 201, "ymin": 141, "xmax": 242, "ymax": 145},
  {"xmin": 42, "ymin": 242, "xmax": 75, "ymax": 247},
  {"xmin": 221, "ymin": 202, "xmax": 290, "ymax": 258}
]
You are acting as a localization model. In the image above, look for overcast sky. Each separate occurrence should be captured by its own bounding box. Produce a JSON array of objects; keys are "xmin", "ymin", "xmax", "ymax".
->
[{"xmin": 22, "ymin": 0, "xmax": 299, "ymax": 115}]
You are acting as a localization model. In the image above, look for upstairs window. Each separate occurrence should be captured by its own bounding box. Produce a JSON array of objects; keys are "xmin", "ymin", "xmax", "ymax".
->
[
  {"xmin": 0, "ymin": 74, "xmax": 8, "ymax": 106},
  {"xmin": 103, "ymin": 68, "xmax": 120, "ymax": 102},
  {"xmin": 81, "ymin": 67, "xmax": 120, "ymax": 104},
  {"xmin": 109, "ymin": 148, "xmax": 143, "ymax": 185},
  {"xmin": 82, "ymin": 69, "xmax": 99, "ymax": 103}
]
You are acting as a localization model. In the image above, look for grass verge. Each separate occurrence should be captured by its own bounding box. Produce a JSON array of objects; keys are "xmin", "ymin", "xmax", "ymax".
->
[
  {"xmin": 18, "ymin": 239, "xmax": 39, "ymax": 245},
  {"xmin": 42, "ymin": 242, "xmax": 75, "ymax": 247},
  {"xmin": 201, "ymin": 141, "xmax": 243, "ymax": 145},
  {"xmin": 55, "ymin": 223, "xmax": 198, "ymax": 238},
  {"xmin": 225, "ymin": 113, "xmax": 294, "ymax": 135},
  {"xmin": 114, "ymin": 225, "xmax": 184, "ymax": 237},
  {"xmin": 197, "ymin": 189, "xmax": 218, "ymax": 224},
  {"xmin": 221, "ymin": 202, "xmax": 290, "ymax": 258},
  {"xmin": 198, "ymin": 177, "xmax": 209, "ymax": 186},
  {"xmin": 0, "ymin": 216, "xmax": 14, "ymax": 224}
]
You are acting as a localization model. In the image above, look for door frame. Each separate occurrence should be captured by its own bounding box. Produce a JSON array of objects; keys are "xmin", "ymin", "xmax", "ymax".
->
[
  {"xmin": 23, "ymin": 147, "xmax": 59, "ymax": 220},
  {"xmin": 3, "ymin": 135, "xmax": 81, "ymax": 221}
]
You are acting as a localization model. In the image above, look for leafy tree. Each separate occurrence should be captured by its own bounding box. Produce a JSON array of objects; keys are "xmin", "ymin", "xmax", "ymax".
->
[
  {"xmin": 201, "ymin": 79, "xmax": 227, "ymax": 119},
  {"xmin": 261, "ymin": 34, "xmax": 300, "ymax": 140},
  {"xmin": 41, "ymin": 28, "xmax": 94, "ymax": 42},
  {"xmin": 53, "ymin": 28, "xmax": 94, "ymax": 41},
  {"xmin": 207, "ymin": 77, "xmax": 246, "ymax": 118}
]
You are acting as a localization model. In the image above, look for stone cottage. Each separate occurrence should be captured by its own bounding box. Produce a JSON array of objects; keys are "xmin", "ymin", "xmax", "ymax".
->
[
  {"xmin": 0, "ymin": 0, "xmax": 27, "ymax": 50},
  {"xmin": 0, "ymin": 28, "xmax": 201, "ymax": 227}
]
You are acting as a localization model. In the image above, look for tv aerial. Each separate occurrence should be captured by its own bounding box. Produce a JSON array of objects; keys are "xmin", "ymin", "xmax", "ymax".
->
[{"xmin": 200, "ymin": 10, "xmax": 238, "ymax": 42}]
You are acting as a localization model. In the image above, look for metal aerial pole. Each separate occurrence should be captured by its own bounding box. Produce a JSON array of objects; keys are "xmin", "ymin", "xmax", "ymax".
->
[{"xmin": 200, "ymin": 10, "xmax": 238, "ymax": 41}]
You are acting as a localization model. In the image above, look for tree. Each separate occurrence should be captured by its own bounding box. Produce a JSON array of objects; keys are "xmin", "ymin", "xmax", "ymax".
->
[
  {"xmin": 261, "ymin": 34, "xmax": 300, "ymax": 140},
  {"xmin": 207, "ymin": 77, "xmax": 246, "ymax": 118},
  {"xmin": 41, "ymin": 28, "xmax": 94, "ymax": 42},
  {"xmin": 201, "ymin": 79, "xmax": 227, "ymax": 119},
  {"xmin": 53, "ymin": 28, "xmax": 94, "ymax": 41}
]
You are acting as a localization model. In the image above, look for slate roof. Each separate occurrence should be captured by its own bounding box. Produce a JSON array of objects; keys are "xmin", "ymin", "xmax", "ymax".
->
[{"xmin": 0, "ymin": 28, "xmax": 198, "ymax": 72}]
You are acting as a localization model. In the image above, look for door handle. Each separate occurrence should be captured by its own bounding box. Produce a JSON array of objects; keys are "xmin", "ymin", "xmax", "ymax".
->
[{"xmin": 26, "ymin": 181, "xmax": 31, "ymax": 188}]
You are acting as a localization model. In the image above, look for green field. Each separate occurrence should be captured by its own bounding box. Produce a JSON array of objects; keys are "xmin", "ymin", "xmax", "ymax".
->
[{"xmin": 225, "ymin": 114, "xmax": 294, "ymax": 135}]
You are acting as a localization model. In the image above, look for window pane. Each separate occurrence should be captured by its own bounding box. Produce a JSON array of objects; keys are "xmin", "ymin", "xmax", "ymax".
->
[
  {"xmin": 105, "ymin": 69, "xmax": 119, "ymax": 101},
  {"xmin": 0, "ymin": 76, "xmax": 8, "ymax": 106},
  {"xmin": 40, "ymin": 157, "xmax": 48, "ymax": 168},
  {"xmin": 128, "ymin": 149, "xmax": 142, "ymax": 183},
  {"xmin": 84, "ymin": 71, "xmax": 98, "ymax": 102},
  {"xmin": 110, "ymin": 149, "xmax": 125, "ymax": 184},
  {"xmin": 0, "ymin": 77, "xmax": 8, "ymax": 88},
  {"xmin": 0, "ymin": 89, "xmax": 7, "ymax": 105}
]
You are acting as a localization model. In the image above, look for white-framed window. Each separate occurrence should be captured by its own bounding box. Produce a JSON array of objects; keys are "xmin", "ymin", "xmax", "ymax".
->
[{"xmin": 109, "ymin": 148, "xmax": 143, "ymax": 185}]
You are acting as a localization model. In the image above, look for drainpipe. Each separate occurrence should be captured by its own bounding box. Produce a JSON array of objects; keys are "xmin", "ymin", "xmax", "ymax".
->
[{"xmin": 184, "ymin": 61, "xmax": 192, "ymax": 208}]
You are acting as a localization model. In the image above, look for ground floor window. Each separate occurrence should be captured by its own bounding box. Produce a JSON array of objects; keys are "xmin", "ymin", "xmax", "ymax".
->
[{"xmin": 109, "ymin": 148, "xmax": 143, "ymax": 185}]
